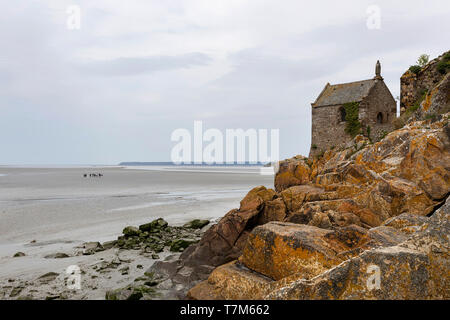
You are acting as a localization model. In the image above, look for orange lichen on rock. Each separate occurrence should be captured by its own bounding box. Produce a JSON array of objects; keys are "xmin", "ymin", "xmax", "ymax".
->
[
  {"xmin": 275, "ymin": 161, "xmax": 311, "ymax": 192},
  {"xmin": 240, "ymin": 222, "xmax": 346, "ymax": 280},
  {"xmin": 184, "ymin": 114, "xmax": 449, "ymax": 300},
  {"xmin": 188, "ymin": 260, "xmax": 274, "ymax": 300}
]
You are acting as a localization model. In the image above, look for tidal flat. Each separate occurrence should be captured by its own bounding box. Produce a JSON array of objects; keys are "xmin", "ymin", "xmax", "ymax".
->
[{"xmin": 0, "ymin": 165, "xmax": 272, "ymax": 299}]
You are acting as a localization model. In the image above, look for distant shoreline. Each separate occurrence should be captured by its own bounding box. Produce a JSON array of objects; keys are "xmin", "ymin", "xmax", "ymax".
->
[
  {"xmin": 119, "ymin": 162, "xmax": 270, "ymax": 166},
  {"xmin": 0, "ymin": 162, "xmax": 270, "ymax": 168},
  {"xmin": 0, "ymin": 165, "xmax": 119, "ymax": 169}
]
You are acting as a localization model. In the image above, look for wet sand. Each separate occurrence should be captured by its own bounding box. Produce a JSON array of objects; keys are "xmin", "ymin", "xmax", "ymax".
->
[{"xmin": 0, "ymin": 165, "xmax": 272, "ymax": 299}]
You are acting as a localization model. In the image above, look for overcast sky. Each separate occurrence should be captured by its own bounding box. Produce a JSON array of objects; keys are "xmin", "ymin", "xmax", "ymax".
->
[{"xmin": 0, "ymin": 0, "xmax": 449, "ymax": 165}]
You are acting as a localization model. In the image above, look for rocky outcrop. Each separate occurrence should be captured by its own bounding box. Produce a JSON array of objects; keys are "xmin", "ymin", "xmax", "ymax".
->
[
  {"xmin": 187, "ymin": 260, "xmax": 273, "ymax": 300},
  {"xmin": 100, "ymin": 188, "xmax": 279, "ymax": 300},
  {"xmin": 112, "ymin": 218, "xmax": 205, "ymax": 253},
  {"xmin": 179, "ymin": 186, "xmax": 276, "ymax": 268},
  {"xmin": 400, "ymin": 50, "xmax": 450, "ymax": 115},
  {"xmin": 188, "ymin": 198, "xmax": 449, "ymax": 300},
  {"xmin": 184, "ymin": 113, "xmax": 449, "ymax": 300},
  {"xmin": 266, "ymin": 197, "xmax": 449, "ymax": 299},
  {"xmin": 183, "ymin": 219, "xmax": 210, "ymax": 229},
  {"xmin": 165, "ymin": 57, "xmax": 450, "ymax": 300},
  {"xmin": 274, "ymin": 157, "xmax": 311, "ymax": 191},
  {"xmin": 411, "ymin": 72, "xmax": 450, "ymax": 121},
  {"xmin": 145, "ymin": 186, "xmax": 277, "ymax": 298},
  {"xmin": 241, "ymin": 222, "xmax": 347, "ymax": 281},
  {"xmin": 100, "ymin": 219, "xmax": 211, "ymax": 300},
  {"xmin": 283, "ymin": 113, "xmax": 449, "ymax": 220},
  {"xmin": 12, "ymin": 252, "xmax": 25, "ymax": 258}
]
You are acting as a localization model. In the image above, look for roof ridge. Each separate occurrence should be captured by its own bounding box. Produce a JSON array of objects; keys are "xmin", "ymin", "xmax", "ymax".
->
[
  {"xmin": 328, "ymin": 78, "xmax": 376, "ymax": 87},
  {"xmin": 312, "ymin": 78, "xmax": 378, "ymax": 107}
]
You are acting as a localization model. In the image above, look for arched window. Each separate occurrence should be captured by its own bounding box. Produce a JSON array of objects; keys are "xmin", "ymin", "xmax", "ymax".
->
[
  {"xmin": 377, "ymin": 112, "xmax": 383, "ymax": 124},
  {"xmin": 339, "ymin": 107, "xmax": 346, "ymax": 122}
]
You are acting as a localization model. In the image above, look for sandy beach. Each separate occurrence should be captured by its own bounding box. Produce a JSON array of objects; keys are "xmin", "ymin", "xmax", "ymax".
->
[{"xmin": 0, "ymin": 165, "xmax": 272, "ymax": 299}]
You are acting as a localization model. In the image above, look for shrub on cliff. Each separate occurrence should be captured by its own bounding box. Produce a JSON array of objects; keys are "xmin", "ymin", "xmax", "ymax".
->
[
  {"xmin": 436, "ymin": 52, "xmax": 450, "ymax": 74},
  {"xmin": 393, "ymin": 90, "xmax": 427, "ymax": 129},
  {"xmin": 417, "ymin": 54, "xmax": 430, "ymax": 67},
  {"xmin": 409, "ymin": 65, "xmax": 421, "ymax": 74},
  {"xmin": 408, "ymin": 54, "xmax": 430, "ymax": 75}
]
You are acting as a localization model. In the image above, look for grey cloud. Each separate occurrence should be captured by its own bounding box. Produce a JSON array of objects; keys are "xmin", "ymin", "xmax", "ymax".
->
[
  {"xmin": 292, "ymin": 14, "xmax": 449, "ymax": 57},
  {"xmin": 79, "ymin": 52, "xmax": 212, "ymax": 76},
  {"xmin": 0, "ymin": 1, "xmax": 449, "ymax": 164},
  {"xmin": 215, "ymin": 13, "xmax": 450, "ymax": 90},
  {"xmin": 213, "ymin": 50, "xmax": 328, "ymax": 88}
]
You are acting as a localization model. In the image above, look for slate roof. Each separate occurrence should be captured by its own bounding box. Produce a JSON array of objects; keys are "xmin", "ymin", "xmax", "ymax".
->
[{"xmin": 312, "ymin": 79, "xmax": 377, "ymax": 107}]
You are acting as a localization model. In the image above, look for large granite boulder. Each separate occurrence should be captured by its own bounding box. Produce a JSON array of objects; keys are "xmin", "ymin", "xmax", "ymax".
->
[
  {"xmin": 185, "ymin": 115, "xmax": 449, "ymax": 300},
  {"xmin": 240, "ymin": 222, "xmax": 345, "ymax": 281},
  {"xmin": 267, "ymin": 197, "xmax": 449, "ymax": 300},
  {"xmin": 274, "ymin": 156, "xmax": 311, "ymax": 192},
  {"xmin": 180, "ymin": 186, "xmax": 276, "ymax": 269},
  {"xmin": 187, "ymin": 260, "xmax": 273, "ymax": 300},
  {"xmin": 145, "ymin": 186, "xmax": 276, "ymax": 298},
  {"xmin": 276, "ymin": 113, "xmax": 450, "ymax": 223},
  {"xmin": 188, "ymin": 197, "xmax": 449, "ymax": 300}
]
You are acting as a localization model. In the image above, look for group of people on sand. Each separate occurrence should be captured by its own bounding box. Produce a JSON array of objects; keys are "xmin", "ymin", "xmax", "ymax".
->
[{"xmin": 83, "ymin": 173, "xmax": 103, "ymax": 178}]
